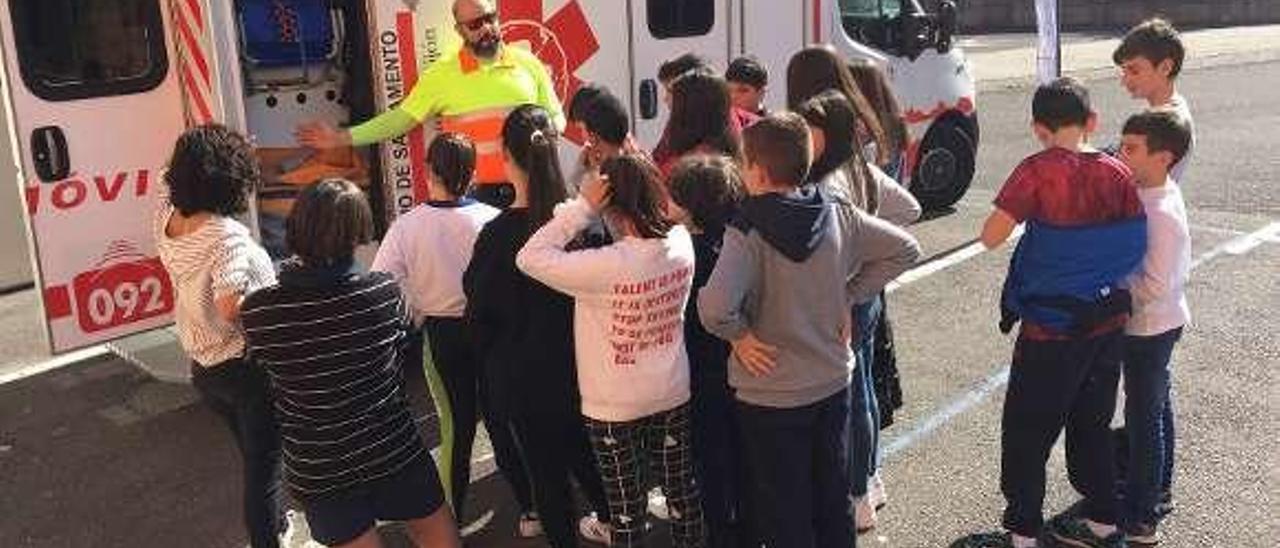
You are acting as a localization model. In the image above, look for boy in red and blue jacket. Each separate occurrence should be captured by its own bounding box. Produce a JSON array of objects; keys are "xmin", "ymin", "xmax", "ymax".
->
[{"xmin": 975, "ymin": 77, "xmax": 1146, "ymax": 548}]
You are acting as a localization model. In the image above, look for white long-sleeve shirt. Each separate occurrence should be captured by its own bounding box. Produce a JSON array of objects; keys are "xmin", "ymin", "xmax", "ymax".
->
[
  {"xmin": 1125, "ymin": 181, "xmax": 1191, "ymax": 336},
  {"xmin": 372, "ymin": 200, "xmax": 499, "ymax": 322},
  {"xmin": 517, "ymin": 197, "xmax": 695, "ymax": 422}
]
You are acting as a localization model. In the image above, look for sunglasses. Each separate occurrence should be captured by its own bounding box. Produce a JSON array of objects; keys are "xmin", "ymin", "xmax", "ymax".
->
[{"xmin": 459, "ymin": 12, "xmax": 497, "ymax": 32}]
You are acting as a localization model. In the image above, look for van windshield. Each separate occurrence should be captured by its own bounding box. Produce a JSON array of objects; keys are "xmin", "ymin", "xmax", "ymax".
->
[{"xmin": 840, "ymin": 0, "xmax": 903, "ymax": 20}]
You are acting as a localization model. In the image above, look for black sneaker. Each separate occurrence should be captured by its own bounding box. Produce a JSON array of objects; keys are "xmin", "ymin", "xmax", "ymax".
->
[
  {"xmin": 949, "ymin": 532, "xmax": 1037, "ymax": 548},
  {"xmin": 1047, "ymin": 515, "xmax": 1127, "ymax": 548},
  {"xmin": 1153, "ymin": 491, "xmax": 1175, "ymax": 520}
]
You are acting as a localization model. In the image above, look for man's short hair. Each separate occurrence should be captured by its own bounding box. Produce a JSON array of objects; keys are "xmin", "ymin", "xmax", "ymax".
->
[
  {"xmin": 567, "ymin": 83, "xmax": 630, "ymax": 146},
  {"xmin": 427, "ymin": 133, "xmax": 476, "ymax": 197},
  {"xmin": 659, "ymin": 53, "xmax": 711, "ymax": 84},
  {"xmin": 741, "ymin": 112, "xmax": 811, "ymax": 186},
  {"xmin": 1122, "ymin": 108, "xmax": 1192, "ymax": 167},
  {"xmin": 726, "ymin": 56, "xmax": 768, "ymax": 90},
  {"xmin": 1032, "ymin": 77, "xmax": 1092, "ymax": 131},
  {"xmin": 287, "ymin": 179, "xmax": 374, "ymax": 264},
  {"xmin": 1113, "ymin": 18, "xmax": 1185, "ymax": 78}
]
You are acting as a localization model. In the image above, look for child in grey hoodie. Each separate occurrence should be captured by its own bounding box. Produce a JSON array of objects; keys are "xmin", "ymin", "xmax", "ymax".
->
[{"xmin": 698, "ymin": 113, "xmax": 919, "ymax": 548}]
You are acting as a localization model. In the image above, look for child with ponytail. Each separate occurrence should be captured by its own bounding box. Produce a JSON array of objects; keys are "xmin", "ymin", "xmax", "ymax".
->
[{"xmin": 463, "ymin": 104, "xmax": 612, "ymax": 546}]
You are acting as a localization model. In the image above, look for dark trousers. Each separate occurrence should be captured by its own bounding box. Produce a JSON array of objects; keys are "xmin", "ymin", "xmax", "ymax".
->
[
  {"xmin": 1001, "ymin": 332, "xmax": 1123, "ymax": 537},
  {"xmin": 1121, "ymin": 327, "xmax": 1181, "ymax": 527},
  {"xmin": 737, "ymin": 388, "xmax": 855, "ymax": 548},
  {"xmin": 190, "ymin": 357, "xmax": 284, "ymax": 548},
  {"xmin": 586, "ymin": 403, "xmax": 705, "ymax": 548},
  {"xmin": 514, "ymin": 405, "xmax": 611, "ymax": 548},
  {"xmin": 691, "ymin": 375, "xmax": 754, "ymax": 548},
  {"xmin": 417, "ymin": 321, "xmax": 535, "ymax": 517}
]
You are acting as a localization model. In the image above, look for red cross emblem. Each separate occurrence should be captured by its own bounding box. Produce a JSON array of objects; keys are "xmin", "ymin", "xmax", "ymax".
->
[{"xmin": 499, "ymin": 0, "xmax": 600, "ymax": 145}]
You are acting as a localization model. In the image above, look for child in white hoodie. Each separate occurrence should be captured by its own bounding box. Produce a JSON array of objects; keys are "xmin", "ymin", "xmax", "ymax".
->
[{"xmin": 517, "ymin": 153, "xmax": 705, "ymax": 546}]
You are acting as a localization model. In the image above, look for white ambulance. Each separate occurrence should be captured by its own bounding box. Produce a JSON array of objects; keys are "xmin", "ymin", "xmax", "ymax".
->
[{"xmin": 0, "ymin": 0, "xmax": 975, "ymax": 357}]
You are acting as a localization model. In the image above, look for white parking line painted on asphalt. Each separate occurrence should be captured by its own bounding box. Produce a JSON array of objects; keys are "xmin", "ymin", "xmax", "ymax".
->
[
  {"xmin": 0, "ymin": 345, "xmax": 108, "ymax": 385},
  {"xmin": 883, "ymin": 366, "xmax": 1011, "ymax": 458},
  {"xmin": 879, "ymin": 220, "xmax": 1280, "ymax": 457},
  {"xmin": 1191, "ymin": 221, "xmax": 1280, "ymax": 269},
  {"xmin": 887, "ymin": 227, "xmax": 1024, "ymax": 294}
]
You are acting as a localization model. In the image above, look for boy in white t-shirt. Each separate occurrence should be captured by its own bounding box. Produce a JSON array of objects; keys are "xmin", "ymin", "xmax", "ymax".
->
[
  {"xmin": 1113, "ymin": 18, "xmax": 1195, "ymax": 182},
  {"xmin": 1117, "ymin": 108, "xmax": 1193, "ymax": 546}
]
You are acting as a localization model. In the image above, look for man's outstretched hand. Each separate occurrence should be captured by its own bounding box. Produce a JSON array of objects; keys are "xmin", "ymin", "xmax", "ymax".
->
[{"xmin": 294, "ymin": 121, "xmax": 351, "ymax": 150}]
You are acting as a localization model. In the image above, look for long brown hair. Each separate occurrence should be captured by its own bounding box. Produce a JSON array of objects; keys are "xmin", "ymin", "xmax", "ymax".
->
[
  {"xmin": 785, "ymin": 46, "xmax": 888, "ymax": 164},
  {"xmin": 599, "ymin": 154, "xmax": 674, "ymax": 240},
  {"xmin": 848, "ymin": 59, "xmax": 908, "ymax": 164},
  {"xmin": 667, "ymin": 71, "xmax": 742, "ymax": 160},
  {"xmin": 797, "ymin": 91, "xmax": 879, "ymax": 214}
]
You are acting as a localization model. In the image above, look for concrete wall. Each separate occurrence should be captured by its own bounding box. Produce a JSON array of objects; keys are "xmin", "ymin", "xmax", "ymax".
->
[{"xmin": 957, "ymin": 0, "xmax": 1280, "ymax": 33}]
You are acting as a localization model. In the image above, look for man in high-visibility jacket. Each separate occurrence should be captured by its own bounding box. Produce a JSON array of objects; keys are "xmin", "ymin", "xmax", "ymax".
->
[{"xmin": 295, "ymin": 0, "xmax": 564, "ymax": 208}]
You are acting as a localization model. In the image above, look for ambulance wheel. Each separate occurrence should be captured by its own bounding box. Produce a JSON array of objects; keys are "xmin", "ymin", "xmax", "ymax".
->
[{"xmin": 911, "ymin": 113, "xmax": 977, "ymax": 211}]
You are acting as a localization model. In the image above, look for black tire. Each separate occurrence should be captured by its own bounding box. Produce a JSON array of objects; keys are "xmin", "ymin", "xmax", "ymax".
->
[{"xmin": 910, "ymin": 114, "xmax": 977, "ymax": 211}]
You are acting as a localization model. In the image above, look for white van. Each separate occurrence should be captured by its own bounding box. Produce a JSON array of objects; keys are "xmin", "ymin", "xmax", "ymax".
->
[{"xmin": 0, "ymin": 0, "xmax": 975, "ymax": 356}]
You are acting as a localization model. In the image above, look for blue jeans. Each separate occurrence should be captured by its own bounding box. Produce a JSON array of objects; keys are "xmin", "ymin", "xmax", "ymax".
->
[
  {"xmin": 848, "ymin": 296, "xmax": 883, "ymax": 497},
  {"xmin": 1122, "ymin": 327, "xmax": 1181, "ymax": 526},
  {"xmin": 737, "ymin": 388, "xmax": 855, "ymax": 548}
]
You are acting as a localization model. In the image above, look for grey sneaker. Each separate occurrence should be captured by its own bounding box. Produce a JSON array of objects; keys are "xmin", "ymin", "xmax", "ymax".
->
[
  {"xmin": 578, "ymin": 512, "xmax": 612, "ymax": 545},
  {"xmin": 517, "ymin": 511, "xmax": 544, "ymax": 538},
  {"xmin": 1125, "ymin": 522, "xmax": 1159, "ymax": 547}
]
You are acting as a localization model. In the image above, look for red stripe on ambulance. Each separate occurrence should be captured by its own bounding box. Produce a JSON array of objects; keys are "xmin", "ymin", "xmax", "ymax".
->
[
  {"xmin": 175, "ymin": 6, "xmax": 212, "ymax": 87},
  {"xmin": 395, "ymin": 12, "xmax": 430, "ymax": 205},
  {"xmin": 183, "ymin": 0, "xmax": 205, "ymax": 31},
  {"xmin": 43, "ymin": 285, "xmax": 72, "ymax": 320}
]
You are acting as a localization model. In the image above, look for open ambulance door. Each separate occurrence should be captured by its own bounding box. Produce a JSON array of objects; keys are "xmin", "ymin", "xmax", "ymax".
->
[
  {"xmin": 0, "ymin": 0, "xmax": 189, "ymax": 354},
  {"xmin": 628, "ymin": 0, "xmax": 731, "ymax": 148}
]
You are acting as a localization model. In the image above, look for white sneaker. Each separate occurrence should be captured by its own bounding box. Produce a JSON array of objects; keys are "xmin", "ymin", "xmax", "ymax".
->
[
  {"xmin": 868, "ymin": 474, "xmax": 888, "ymax": 510},
  {"xmin": 646, "ymin": 487, "xmax": 670, "ymax": 520},
  {"xmin": 578, "ymin": 512, "xmax": 612, "ymax": 545},
  {"xmin": 854, "ymin": 496, "xmax": 878, "ymax": 532},
  {"xmin": 277, "ymin": 509, "xmax": 304, "ymax": 546},
  {"xmin": 517, "ymin": 511, "xmax": 544, "ymax": 538}
]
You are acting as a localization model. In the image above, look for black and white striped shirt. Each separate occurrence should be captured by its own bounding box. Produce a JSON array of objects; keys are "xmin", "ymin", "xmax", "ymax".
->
[{"xmin": 241, "ymin": 265, "xmax": 424, "ymax": 498}]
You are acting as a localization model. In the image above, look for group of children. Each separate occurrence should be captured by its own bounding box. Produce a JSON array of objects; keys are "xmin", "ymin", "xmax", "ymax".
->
[
  {"xmin": 153, "ymin": 15, "xmax": 1194, "ymax": 548},
  {"xmin": 968, "ymin": 18, "xmax": 1194, "ymax": 548}
]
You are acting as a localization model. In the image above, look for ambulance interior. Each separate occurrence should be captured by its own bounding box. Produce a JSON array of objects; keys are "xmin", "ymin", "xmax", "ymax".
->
[{"xmin": 232, "ymin": 0, "xmax": 381, "ymax": 259}]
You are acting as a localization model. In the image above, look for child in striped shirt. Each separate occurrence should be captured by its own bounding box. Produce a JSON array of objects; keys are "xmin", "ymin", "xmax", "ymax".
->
[
  {"xmin": 241, "ymin": 180, "xmax": 460, "ymax": 548},
  {"xmin": 154, "ymin": 125, "xmax": 284, "ymax": 548}
]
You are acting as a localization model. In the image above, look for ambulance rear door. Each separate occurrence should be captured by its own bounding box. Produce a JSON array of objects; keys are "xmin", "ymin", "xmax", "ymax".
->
[
  {"xmin": 628, "ymin": 0, "xmax": 732, "ymax": 148},
  {"xmin": 0, "ymin": 0, "xmax": 189, "ymax": 353}
]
